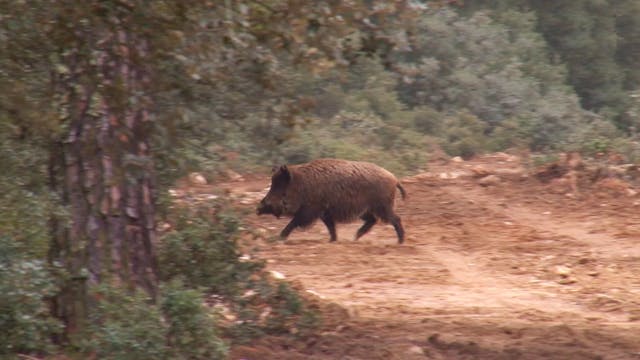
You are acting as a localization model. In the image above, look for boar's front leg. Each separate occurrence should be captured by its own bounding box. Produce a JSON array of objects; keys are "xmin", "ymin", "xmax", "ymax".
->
[
  {"xmin": 280, "ymin": 206, "xmax": 316, "ymax": 239},
  {"xmin": 320, "ymin": 213, "xmax": 337, "ymax": 242}
]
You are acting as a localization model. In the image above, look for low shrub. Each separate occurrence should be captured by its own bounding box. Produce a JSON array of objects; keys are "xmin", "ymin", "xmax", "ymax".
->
[
  {"xmin": 0, "ymin": 236, "xmax": 63, "ymax": 356},
  {"xmin": 80, "ymin": 284, "xmax": 168, "ymax": 360},
  {"xmin": 158, "ymin": 200, "xmax": 263, "ymax": 297},
  {"xmin": 229, "ymin": 277, "xmax": 320, "ymax": 343},
  {"xmin": 162, "ymin": 280, "xmax": 228, "ymax": 360}
]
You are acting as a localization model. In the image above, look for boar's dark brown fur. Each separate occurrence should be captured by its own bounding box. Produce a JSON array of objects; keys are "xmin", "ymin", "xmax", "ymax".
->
[{"xmin": 257, "ymin": 158, "xmax": 406, "ymax": 243}]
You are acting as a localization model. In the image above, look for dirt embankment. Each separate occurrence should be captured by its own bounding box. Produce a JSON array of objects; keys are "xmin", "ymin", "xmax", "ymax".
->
[{"xmin": 217, "ymin": 154, "xmax": 640, "ymax": 360}]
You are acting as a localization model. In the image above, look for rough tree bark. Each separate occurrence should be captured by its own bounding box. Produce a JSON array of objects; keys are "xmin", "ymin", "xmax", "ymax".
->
[{"xmin": 49, "ymin": 9, "xmax": 158, "ymax": 336}]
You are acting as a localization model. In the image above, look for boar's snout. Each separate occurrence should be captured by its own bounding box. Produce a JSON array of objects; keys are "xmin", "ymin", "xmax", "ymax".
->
[
  {"xmin": 256, "ymin": 199, "xmax": 281, "ymax": 218},
  {"xmin": 256, "ymin": 199, "xmax": 269, "ymax": 215}
]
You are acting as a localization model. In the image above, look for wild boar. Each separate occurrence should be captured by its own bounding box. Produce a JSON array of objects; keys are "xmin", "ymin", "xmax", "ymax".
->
[{"xmin": 257, "ymin": 158, "xmax": 406, "ymax": 243}]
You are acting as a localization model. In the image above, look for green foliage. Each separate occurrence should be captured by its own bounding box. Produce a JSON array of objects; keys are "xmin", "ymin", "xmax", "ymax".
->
[
  {"xmin": 276, "ymin": 111, "xmax": 428, "ymax": 175},
  {"xmin": 466, "ymin": 0, "xmax": 640, "ymax": 129},
  {"xmin": 390, "ymin": 8, "xmax": 610, "ymax": 153},
  {"xmin": 270, "ymin": 58, "xmax": 429, "ymax": 174},
  {"xmin": 143, "ymin": 2, "xmax": 640, "ymax": 177},
  {"xmin": 80, "ymin": 280, "xmax": 230, "ymax": 360},
  {"xmin": 230, "ymin": 278, "xmax": 320, "ymax": 343},
  {"xmin": 157, "ymin": 203, "xmax": 319, "ymax": 345},
  {"xmin": 0, "ymin": 236, "xmax": 62, "ymax": 356},
  {"xmin": 0, "ymin": 123, "xmax": 57, "ymax": 259},
  {"xmin": 609, "ymin": 139, "xmax": 640, "ymax": 163},
  {"xmin": 158, "ymin": 200, "xmax": 263, "ymax": 296},
  {"xmin": 438, "ymin": 112, "xmax": 489, "ymax": 159},
  {"xmin": 161, "ymin": 280, "xmax": 228, "ymax": 360},
  {"xmin": 260, "ymin": 282, "xmax": 319, "ymax": 336},
  {"xmin": 80, "ymin": 284, "xmax": 169, "ymax": 360},
  {"xmin": 543, "ymin": 113, "xmax": 640, "ymax": 161},
  {"xmin": 530, "ymin": 1, "xmax": 629, "ymax": 122},
  {"xmin": 530, "ymin": 153, "xmax": 560, "ymax": 168},
  {"xmin": 411, "ymin": 106, "xmax": 444, "ymax": 135}
]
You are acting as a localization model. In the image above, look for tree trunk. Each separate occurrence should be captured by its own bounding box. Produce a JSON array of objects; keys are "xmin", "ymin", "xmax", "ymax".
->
[{"xmin": 49, "ymin": 14, "xmax": 158, "ymax": 337}]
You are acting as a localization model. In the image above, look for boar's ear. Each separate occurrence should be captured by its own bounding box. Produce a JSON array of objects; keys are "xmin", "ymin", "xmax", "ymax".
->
[{"xmin": 273, "ymin": 165, "xmax": 291, "ymax": 183}]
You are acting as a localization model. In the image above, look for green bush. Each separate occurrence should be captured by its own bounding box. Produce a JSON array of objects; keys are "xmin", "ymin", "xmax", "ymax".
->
[
  {"xmin": 0, "ymin": 236, "xmax": 63, "ymax": 356},
  {"xmin": 81, "ymin": 284, "xmax": 169, "ymax": 360},
  {"xmin": 230, "ymin": 278, "xmax": 320, "ymax": 343},
  {"xmin": 276, "ymin": 110, "xmax": 427, "ymax": 175},
  {"xmin": 565, "ymin": 118, "xmax": 622, "ymax": 155},
  {"xmin": 0, "ymin": 126, "xmax": 57, "ymax": 259},
  {"xmin": 158, "ymin": 200, "xmax": 263, "ymax": 296},
  {"xmin": 261, "ymin": 282, "xmax": 319, "ymax": 336},
  {"xmin": 610, "ymin": 138, "xmax": 640, "ymax": 163},
  {"xmin": 531, "ymin": 153, "xmax": 560, "ymax": 168},
  {"xmin": 157, "ymin": 202, "xmax": 320, "ymax": 346},
  {"xmin": 412, "ymin": 106, "xmax": 444, "ymax": 135},
  {"xmin": 79, "ymin": 281, "xmax": 229, "ymax": 360},
  {"xmin": 162, "ymin": 280, "xmax": 228, "ymax": 360},
  {"xmin": 439, "ymin": 112, "xmax": 489, "ymax": 158},
  {"xmin": 277, "ymin": 130, "xmax": 323, "ymax": 165}
]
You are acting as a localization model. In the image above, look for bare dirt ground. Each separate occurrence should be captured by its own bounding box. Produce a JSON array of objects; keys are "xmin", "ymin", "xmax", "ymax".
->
[{"xmin": 222, "ymin": 155, "xmax": 640, "ymax": 360}]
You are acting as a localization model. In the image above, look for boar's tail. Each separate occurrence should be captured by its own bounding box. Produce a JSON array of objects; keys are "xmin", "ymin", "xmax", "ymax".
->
[{"xmin": 396, "ymin": 183, "xmax": 407, "ymax": 200}]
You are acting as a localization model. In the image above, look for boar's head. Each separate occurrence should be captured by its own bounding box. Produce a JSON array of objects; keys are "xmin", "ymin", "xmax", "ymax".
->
[{"xmin": 257, "ymin": 165, "xmax": 291, "ymax": 218}]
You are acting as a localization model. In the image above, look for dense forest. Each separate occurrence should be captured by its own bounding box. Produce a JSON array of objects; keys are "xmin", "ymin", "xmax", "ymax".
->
[{"xmin": 1, "ymin": 0, "xmax": 639, "ymax": 358}]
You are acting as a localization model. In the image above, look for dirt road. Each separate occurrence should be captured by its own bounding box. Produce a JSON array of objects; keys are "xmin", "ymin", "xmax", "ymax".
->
[{"xmin": 230, "ymin": 156, "xmax": 640, "ymax": 359}]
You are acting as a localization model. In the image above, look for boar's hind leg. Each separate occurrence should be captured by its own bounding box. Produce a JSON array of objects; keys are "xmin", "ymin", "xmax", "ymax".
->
[
  {"xmin": 355, "ymin": 212, "xmax": 377, "ymax": 240},
  {"xmin": 390, "ymin": 213, "xmax": 405, "ymax": 244},
  {"xmin": 320, "ymin": 213, "xmax": 337, "ymax": 242},
  {"xmin": 280, "ymin": 207, "xmax": 316, "ymax": 239},
  {"xmin": 376, "ymin": 207, "xmax": 405, "ymax": 244}
]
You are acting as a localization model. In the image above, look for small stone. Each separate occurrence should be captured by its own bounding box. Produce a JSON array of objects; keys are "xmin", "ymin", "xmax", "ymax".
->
[
  {"xmin": 224, "ymin": 169, "xmax": 244, "ymax": 181},
  {"xmin": 557, "ymin": 277, "xmax": 577, "ymax": 285},
  {"xmin": 477, "ymin": 174, "xmax": 501, "ymax": 186},
  {"xmin": 259, "ymin": 306, "xmax": 272, "ymax": 322},
  {"xmin": 188, "ymin": 172, "xmax": 207, "ymax": 186},
  {"xmin": 406, "ymin": 345, "xmax": 425, "ymax": 355},
  {"xmin": 157, "ymin": 222, "xmax": 172, "ymax": 231},
  {"xmin": 269, "ymin": 270, "xmax": 286, "ymax": 280},
  {"xmin": 554, "ymin": 265, "xmax": 572, "ymax": 277},
  {"xmin": 495, "ymin": 168, "xmax": 526, "ymax": 176},
  {"xmin": 306, "ymin": 289, "xmax": 326, "ymax": 299},
  {"xmin": 242, "ymin": 289, "xmax": 256, "ymax": 298},
  {"xmin": 470, "ymin": 165, "xmax": 491, "ymax": 177},
  {"xmin": 451, "ymin": 156, "xmax": 464, "ymax": 162}
]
